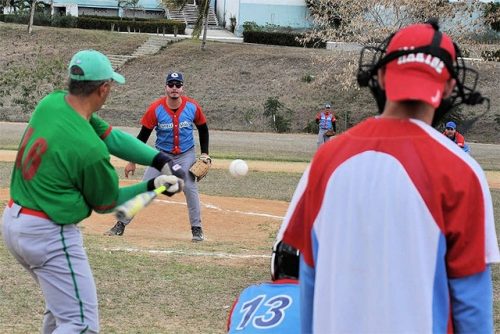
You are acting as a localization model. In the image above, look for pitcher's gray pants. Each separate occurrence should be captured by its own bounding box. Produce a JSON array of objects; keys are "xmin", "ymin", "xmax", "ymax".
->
[
  {"xmin": 317, "ymin": 129, "xmax": 332, "ymax": 148},
  {"xmin": 121, "ymin": 146, "xmax": 202, "ymax": 228}
]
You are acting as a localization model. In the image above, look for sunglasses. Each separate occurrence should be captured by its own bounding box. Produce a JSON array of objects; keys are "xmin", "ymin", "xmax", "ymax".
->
[
  {"xmin": 167, "ymin": 82, "xmax": 183, "ymax": 88},
  {"xmin": 445, "ymin": 127, "xmax": 455, "ymax": 130}
]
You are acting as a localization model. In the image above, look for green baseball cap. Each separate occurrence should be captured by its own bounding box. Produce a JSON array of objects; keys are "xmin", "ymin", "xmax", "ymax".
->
[{"xmin": 68, "ymin": 49, "xmax": 125, "ymax": 84}]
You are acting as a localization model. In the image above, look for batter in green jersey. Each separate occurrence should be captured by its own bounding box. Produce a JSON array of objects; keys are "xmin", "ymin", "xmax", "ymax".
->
[{"xmin": 2, "ymin": 50, "xmax": 184, "ymax": 333}]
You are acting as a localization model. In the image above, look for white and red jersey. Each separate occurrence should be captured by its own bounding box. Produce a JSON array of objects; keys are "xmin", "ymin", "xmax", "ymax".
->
[{"xmin": 280, "ymin": 117, "xmax": 499, "ymax": 333}]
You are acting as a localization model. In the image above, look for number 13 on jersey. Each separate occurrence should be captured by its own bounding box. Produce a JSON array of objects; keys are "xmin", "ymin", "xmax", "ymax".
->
[{"xmin": 228, "ymin": 283, "xmax": 300, "ymax": 333}]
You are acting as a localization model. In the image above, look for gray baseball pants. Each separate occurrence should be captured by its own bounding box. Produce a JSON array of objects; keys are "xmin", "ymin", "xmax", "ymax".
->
[
  {"xmin": 2, "ymin": 203, "xmax": 99, "ymax": 333},
  {"xmin": 121, "ymin": 146, "xmax": 202, "ymax": 228},
  {"xmin": 317, "ymin": 129, "xmax": 332, "ymax": 148}
]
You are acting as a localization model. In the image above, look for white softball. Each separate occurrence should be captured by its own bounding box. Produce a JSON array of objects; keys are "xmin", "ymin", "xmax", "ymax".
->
[{"xmin": 229, "ymin": 159, "xmax": 248, "ymax": 177}]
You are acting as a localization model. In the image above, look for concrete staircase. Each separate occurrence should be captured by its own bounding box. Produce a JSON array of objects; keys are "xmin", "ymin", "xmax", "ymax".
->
[
  {"xmin": 166, "ymin": 3, "xmax": 218, "ymax": 26},
  {"xmin": 107, "ymin": 35, "xmax": 179, "ymax": 69}
]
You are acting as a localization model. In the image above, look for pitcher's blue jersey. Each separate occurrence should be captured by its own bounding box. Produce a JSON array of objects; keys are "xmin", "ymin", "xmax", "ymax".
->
[
  {"xmin": 141, "ymin": 96, "xmax": 206, "ymax": 154},
  {"xmin": 227, "ymin": 279, "xmax": 300, "ymax": 333}
]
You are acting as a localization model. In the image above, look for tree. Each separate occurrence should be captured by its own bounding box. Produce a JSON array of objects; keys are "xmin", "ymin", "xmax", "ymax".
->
[
  {"xmin": 4, "ymin": 0, "xmax": 31, "ymax": 13},
  {"xmin": 302, "ymin": 0, "xmax": 499, "ymax": 91},
  {"xmin": 118, "ymin": 0, "xmax": 142, "ymax": 21},
  {"xmin": 161, "ymin": 0, "xmax": 211, "ymax": 50},
  {"xmin": 27, "ymin": 0, "xmax": 36, "ymax": 34},
  {"xmin": 263, "ymin": 97, "xmax": 292, "ymax": 133},
  {"xmin": 484, "ymin": 2, "xmax": 500, "ymax": 32},
  {"xmin": 303, "ymin": 0, "xmax": 491, "ymax": 45}
]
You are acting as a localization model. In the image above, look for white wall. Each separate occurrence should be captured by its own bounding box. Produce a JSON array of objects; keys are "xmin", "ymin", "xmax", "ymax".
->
[
  {"xmin": 217, "ymin": 0, "xmax": 240, "ymax": 30},
  {"xmin": 51, "ymin": 3, "xmax": 79, "ymax": 16}
]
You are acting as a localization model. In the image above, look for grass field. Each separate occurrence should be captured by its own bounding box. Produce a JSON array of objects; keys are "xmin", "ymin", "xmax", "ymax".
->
[
  {"xmin": 1, "ymin": 176, "xmax": 500, "ymax": 332},
  {"xmin": 1, "ymin": 142, "xmax": 500, "ymax": 333}
]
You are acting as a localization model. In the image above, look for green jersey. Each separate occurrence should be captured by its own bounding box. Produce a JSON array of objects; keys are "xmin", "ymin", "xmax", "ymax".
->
[{"xmin": 10, "ymin": 90, "xmax": 150, "ymax": 224}]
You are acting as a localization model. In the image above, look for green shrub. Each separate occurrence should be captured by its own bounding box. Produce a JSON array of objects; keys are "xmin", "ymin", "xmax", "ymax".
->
[
  {"xmin": 79, "ymin": 15, "xmax": 150, "ymax": 22},
  {"xmin": 51, "ymin": 14, "xmax": 78, "ymax": 28},
  {"xmin": 3, "ymin": 13, "xmax": 29, "ymax": 24},
  {"xmin": 76, "ymin": 16, "xmax": 185, "ymax": 34},
  {"xmin": 76, "ymin": 16, "xmax": 116, "ymax": 30},
  {"xmin": 242, "ymin": 21, "xmax": 261, "ymax": 32},
  {"xmin": 0, "ymin": 14, "xmax": 5, "ymax": 22},
  {"xmin": 303, "ymin": 120, "xmax": 319, "ymax": 134},
  {"xmin": 301, "ymin": 74, "xmax": 315, "ymax": 83},
  {"xmin": 481, "ymin": 49, "xmax": 500, "ymax": 61},
  {"xmin": 263, "ymin": 97, "xmax": 292, "ymax": 133},
  {"xmin": 243, "ymin": 30, "xmax": 325, "ymax": 48},
  {"xmin": 33, "ymin": 13, "xmax": 52, "ymax": 26},
  {"xmin": 1, "ymin": 14, "xmax": 185, "ymax": 34}
]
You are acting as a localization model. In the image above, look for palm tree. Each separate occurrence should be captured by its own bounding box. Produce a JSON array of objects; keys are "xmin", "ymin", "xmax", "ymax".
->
[{"xmin": 161, "ymin": 0, "xmax": 211, "ymax": 50}]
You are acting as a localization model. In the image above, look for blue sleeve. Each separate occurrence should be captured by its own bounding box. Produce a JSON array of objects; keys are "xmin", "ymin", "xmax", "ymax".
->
[
  {"xmin": 448, "ymin": 265, "xmax": 493, "ymax": 333},
  {"xmin": 299, "ymin": 255, "xmax": 315, "ymax": 334}
]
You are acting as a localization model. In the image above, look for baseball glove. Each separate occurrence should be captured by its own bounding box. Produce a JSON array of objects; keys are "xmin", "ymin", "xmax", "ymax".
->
[
  {"xmin": 325, "ymin": 130, "xmax": 336, "ymax": 137},
  {"xmin": 189, "ymin": 154, "xmax": 211, "ymax": 182}
]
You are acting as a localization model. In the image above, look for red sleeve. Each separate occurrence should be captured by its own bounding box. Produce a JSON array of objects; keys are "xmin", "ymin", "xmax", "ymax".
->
[
  {"xmin": 190, "ymin": 98, "xmax": 207, "ymax": 125},
  {"xmin": 443, "ymin": 171, "xmax": 486, "ymax": 277},
  {"xmin": 315, "ymin": 112, "xmax": 321, "ymax": 121},
  {"xmin": 140, "ymin": 99, "xmax": 162, "ymax": 129},
  {"xmin": 455, "ymin": 132, "xmax": 465, "ymax": 148}
]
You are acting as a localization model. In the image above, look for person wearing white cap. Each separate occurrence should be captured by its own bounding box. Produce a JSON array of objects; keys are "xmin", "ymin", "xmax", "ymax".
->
[{"xmin": 315, "ymin": 102, "xmax": 337, "ymax": 148}]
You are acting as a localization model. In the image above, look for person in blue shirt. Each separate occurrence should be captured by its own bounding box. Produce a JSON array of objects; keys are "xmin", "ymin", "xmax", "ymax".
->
[{"xmin": 226, "ymin": 241, "xmax": 300, "ymax": 333}]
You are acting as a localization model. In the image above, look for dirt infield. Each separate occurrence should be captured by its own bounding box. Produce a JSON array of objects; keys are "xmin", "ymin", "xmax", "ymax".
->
[
  {"xmin": 0, "ymin": 182, "xmax": 287, "ymax": 250},
  {"xmin": 1, "ymin": 150, "xmax": 499, "ymax": 248}
]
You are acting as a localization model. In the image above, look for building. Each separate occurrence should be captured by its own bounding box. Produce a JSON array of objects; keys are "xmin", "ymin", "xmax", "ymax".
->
[
  {"xmin": 216, "ymin": 0, "xmax": 312, "ymax": 36},
  {"xmin": 50, "ymin": 0, "xmax": 165, "ymax": 19}
]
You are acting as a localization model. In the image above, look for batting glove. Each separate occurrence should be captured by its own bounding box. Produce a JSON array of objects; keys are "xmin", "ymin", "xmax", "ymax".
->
[
  {"xmin": 152, "ymin": 152, "xmax": 186, "ymax": 180},
  {"xmin": 153, "ymin": 175, "xmax": 184, "ymax": 197}
]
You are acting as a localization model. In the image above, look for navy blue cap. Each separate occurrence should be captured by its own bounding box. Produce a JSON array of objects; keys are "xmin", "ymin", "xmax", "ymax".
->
[
  {"xmin": 166, "ymin": 72, "xmax": 184, "ymax": 83},
  {"xmin": 445, "ymin": 121, "xmax": 456, "ymax": 129}
]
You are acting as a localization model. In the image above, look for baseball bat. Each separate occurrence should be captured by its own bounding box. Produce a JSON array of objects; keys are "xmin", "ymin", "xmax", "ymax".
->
[{"xmin": 114, "ymin": 185, "xmax": 166, "ymax": 221}]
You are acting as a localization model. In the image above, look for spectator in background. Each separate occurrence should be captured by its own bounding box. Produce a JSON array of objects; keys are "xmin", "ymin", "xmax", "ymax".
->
[
  {"xmin": 443, "ymin": 121, "xmax": 470, "ymax": 153},
  {"xmin": 315, "ymin": 102, "xmax": 336, "ymax": 148}
]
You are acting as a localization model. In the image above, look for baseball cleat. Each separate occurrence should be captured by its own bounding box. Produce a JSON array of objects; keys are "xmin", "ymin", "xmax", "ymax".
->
[
  {"xmin": 191, "ymin": 226, "xmax": 204, "ymax": 242},
  {"xmin": 104, "ymin": 221, "xmax": 126, "ymax": 236}
]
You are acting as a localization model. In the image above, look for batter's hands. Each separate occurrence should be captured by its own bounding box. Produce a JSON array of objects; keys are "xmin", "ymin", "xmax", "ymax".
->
[
  {"xmin": 164, "ymin": 161, "xmax": 186, "ymax": 181},
  {"xmin": 152, "ymin": 152, "xmax": 185, "ymax": 181},
  {"xmin": 153, "ymin": 175, "xmax": 184, "ymax": 197},
  {"xmin": 125, "ymin": 162, "xmax": 136, "ymax": 178}
]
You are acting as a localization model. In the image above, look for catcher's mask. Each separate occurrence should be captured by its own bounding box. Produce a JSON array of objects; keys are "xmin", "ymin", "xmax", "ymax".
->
[
  {"xmin": 357, "ymin": 19, "xmax": 489, "ymax": 126},
  {"xmin": 270, "ymin": 241, "xmax": 300, "ymax": 281}
]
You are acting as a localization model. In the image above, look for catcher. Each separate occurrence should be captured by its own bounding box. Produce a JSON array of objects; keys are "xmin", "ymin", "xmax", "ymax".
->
[
  {"xmin": 315, "ymin": 102, "xmax": 337, "ymax": 148},
  {"xmin": 105, "ymin": 71, "xmax": 210, "ymax": 241}
]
